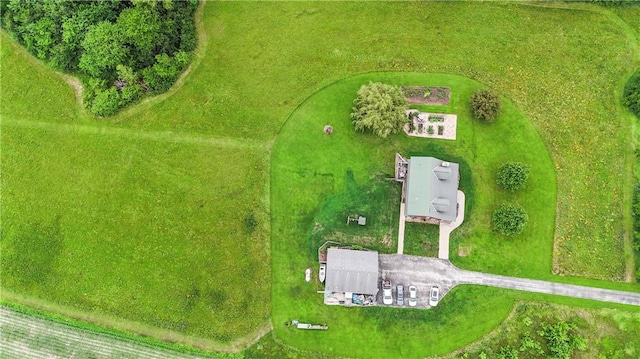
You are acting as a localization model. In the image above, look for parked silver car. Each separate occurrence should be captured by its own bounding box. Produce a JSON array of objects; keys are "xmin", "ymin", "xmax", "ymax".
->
[
  {"xmin": 408, "ymin": 285, "xmax": 417, "ymax": 307},
  {"xmin": 429, "ymin": 286, "xmax": 440, "ymax": 307},
  {"xmin": 396, "ymin": 285, "xmax": 404, "ymax": 306}
]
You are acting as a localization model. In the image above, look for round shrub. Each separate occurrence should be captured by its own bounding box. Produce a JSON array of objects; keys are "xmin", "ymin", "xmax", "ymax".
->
[
  {"xmin": 470, "ymin": 89, "xmax": 500, "ymax": 122},
  {"xmin": 497, "ymin": 162, "xmax": 530, "ymax": 191},
  {"xmin": 493, "ymin": 203, "xmax": 528, "ymax": 235},
  {"xmin": 90, "ymin": 87, "xmax": 122, "ymax": 116},
  {"xmin": 623, "ymin": 70, "xmax": 640, "ymax": 118},
  {"xmin": 351, "ymin": 82, "xmax": 408, "ymax": 138}
]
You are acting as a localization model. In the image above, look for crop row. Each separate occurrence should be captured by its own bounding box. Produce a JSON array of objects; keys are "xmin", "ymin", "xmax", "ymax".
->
[{"xmin": 0, "ymin": 307, "xmax": 208, "ymax": 359}]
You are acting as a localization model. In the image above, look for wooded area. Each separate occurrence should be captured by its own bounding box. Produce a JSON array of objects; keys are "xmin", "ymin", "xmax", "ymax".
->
[{"xmin": 1, "ymin": 0, "xmax": 198, "ymax": 116}]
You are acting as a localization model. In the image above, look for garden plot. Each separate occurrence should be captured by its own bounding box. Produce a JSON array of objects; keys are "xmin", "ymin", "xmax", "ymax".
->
[{"xmin": 405, "ymin": 109, "xmax": 457, "ymax": 140}]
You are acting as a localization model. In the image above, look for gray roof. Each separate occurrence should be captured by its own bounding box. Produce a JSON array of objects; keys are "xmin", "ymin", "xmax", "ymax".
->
[
  {"xmin": 405, "ymin": 157, "xmax": 459, "ymax": 221},
  {"xmin": 325, "ymin": 248, "xmax": 379, "ymax": 295}
]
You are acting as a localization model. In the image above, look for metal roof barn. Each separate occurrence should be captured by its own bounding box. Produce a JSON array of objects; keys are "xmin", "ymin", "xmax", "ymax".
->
[{"xmin": 325, "ymin": 248, "xmax": 379, "ymax": 295}]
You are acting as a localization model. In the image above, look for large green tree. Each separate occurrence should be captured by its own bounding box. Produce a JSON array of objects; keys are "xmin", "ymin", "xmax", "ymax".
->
[
  {"xmin": 79, "ymin": 21, "xmax": 127, "ymax": 79},
  {"xmin": 1, "ymin": 0, "xmax": 198, "ymax": 116},
  {"xmin": 351, "ymin": 82, "xmax": 408, "ymax": 138},
  {"xmin": 470, "ymin": 89, "xmax": 501, "ymax": 122}
]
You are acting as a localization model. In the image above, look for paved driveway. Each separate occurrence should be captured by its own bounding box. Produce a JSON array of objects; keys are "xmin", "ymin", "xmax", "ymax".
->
[{"xmin": 378, "ymin": 254, "xmax": 640, "ymax": 308}]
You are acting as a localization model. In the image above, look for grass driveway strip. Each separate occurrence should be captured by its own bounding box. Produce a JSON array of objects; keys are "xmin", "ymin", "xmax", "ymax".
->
[{"xmin": 3, "ymin": 119, "xmax": 268, "ymax": 151}]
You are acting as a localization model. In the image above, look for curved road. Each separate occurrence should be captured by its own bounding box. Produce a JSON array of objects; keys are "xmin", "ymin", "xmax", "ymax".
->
[{"xmin": 379, "ymin": 255, "xmax": 640, "ymax": 307}]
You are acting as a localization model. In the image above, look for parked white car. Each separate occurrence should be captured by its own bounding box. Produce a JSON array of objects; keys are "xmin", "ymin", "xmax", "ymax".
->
[
  {"xmin": 429, "ymin": 286, "xmax": 439, "ymax": 307},
  {"xmin": 382, "ymin": 280, "xmax": 393, "ymax": 305},
  {"xmin": 408, "ymin": 285, "xmax": 417, "ymax": 307}
]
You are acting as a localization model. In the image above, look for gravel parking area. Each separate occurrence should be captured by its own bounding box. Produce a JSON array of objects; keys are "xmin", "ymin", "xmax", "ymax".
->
[
  {"xmin": 377, "ymin": 255, "xmax": 456, "ymax": 308},
  {"xmin": 375, "ymin": 255, "xmax": 640, "ymax": 309}
]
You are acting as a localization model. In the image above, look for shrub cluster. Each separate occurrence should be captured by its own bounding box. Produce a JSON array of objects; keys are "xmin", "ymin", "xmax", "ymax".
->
[
  {"xmin": 493, "ymin": 203, "xmax": 528, "ymax": 236},
  {"xmin": 623, "ymin": 70, "xmax": 640, "ymax": 119},
  {"xmin": 582, "ymin": 0, "xmax": 638, "ymax": 6},
  {"xmin": 351, "ymin": 82, "xmax": 408, "ymax": 138},
  {"xmin": 1, "ymin": 0, "xmax": 198, "ymax": 116},
  {"xmin": 470, "ymin": 89, "xmax": 500, "ymax": 122},
  {"xmin": 476, "ymin": 318, "xmax": 586, "ymax": 359},
  {"xmin": 497, "ymin": 162, "xmax": 530, "ymax": 192}
]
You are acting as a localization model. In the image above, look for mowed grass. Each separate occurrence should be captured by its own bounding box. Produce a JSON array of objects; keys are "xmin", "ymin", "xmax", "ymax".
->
[
  {"xmin": 124, "ymin": 0, "xmax": 637, "ymax": 280},
  {"xmin": 0, "ymin": 122, "xmax": 270, "ymax": 342},
  {"xmin": 0, "ymin": 32, "xmax": 82, "ymax": 123},
  {"xmin": 2, "ymin": 0, "xmax": 640, "ymax": 355},
  {"xmin": 1, "ymin": 13, "xmax": 272, "ymax": 346},
  {"xmin": 270, "ymin": 72, "xmax": 559, "ymax": 357}
]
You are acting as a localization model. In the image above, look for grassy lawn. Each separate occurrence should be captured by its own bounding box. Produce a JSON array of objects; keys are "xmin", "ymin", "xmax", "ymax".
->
[
  {"xmin": 183, "ymin": 0, "xmax": 634, "ymax": 281},
  {"xmin": 0, "ymin": 121, "xmax": 271, "ymax": 342},
  {"xmin": 270, "ymin": 72, "xmax": 559, "ymax": 357},
  {"xmin": 5, "ymin": 1, "xmax": 636, "ymax": 279},
  {"xmin": 1, "ymin": 29, "xmax": 272, "ymax": 346},
  {"xmin": 2, "ymin": 0, "xmax": 640, "ymax": 357}
]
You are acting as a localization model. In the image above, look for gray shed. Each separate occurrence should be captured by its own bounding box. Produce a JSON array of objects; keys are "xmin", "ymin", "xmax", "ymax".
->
[{"xmin": 325, "ymin": 248, "xmax": 379, "ymax": 295}]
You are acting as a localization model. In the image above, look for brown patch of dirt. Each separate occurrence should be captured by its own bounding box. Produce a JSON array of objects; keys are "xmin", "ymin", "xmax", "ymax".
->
[
  {"xmin": 312, "ymin": 222, "xmax": 324, "ymax": 235},
  {"xmin": 60, "ymin": 75, "xmax": 84, "ymax": 106},
  {"xmin": 325, "ymin": 231, "xmax": 393, "ymax": 249},
  {"xmin": 381, "ymin": 232, "xmax": 394, "ymax": 248},
  {"xmin": 402, "ymin": 86, "xmax": 450, "ymax": 105},
  {"xmin": 458, "ymin": 244, "xmax": 472, "ymax": 257}
]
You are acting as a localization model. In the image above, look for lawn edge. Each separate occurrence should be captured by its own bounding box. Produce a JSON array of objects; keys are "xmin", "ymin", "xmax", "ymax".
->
[{"xmin": 0, "ymin": 291, "xmax": 272, "ymax": 353}]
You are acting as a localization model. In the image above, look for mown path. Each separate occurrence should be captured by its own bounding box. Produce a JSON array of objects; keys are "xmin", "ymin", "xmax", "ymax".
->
[
  {"xmin": 4, "ymin": 119, "xmax": 269, "ymax": 151},
  {"xmin": 0, "ymin": 307, "xmax": 217, "ymax": 359}
]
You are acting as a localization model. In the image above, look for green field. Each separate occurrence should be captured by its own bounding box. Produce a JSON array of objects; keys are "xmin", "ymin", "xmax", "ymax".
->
[
  {"xmin": 1, "ymin": 21, "xmax": 272, "ymax": 347},
  {"xmin": 1, "ymin": 0, "xmax": 640, "ymax": 357},
  {"xmin": 440, "ymin": 301, "xmax": 640, "ymax": 359}
]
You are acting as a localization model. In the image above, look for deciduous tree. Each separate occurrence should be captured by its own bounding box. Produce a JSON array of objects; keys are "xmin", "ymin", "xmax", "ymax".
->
[
  {"xmin": 470, "ymin": 89, "xmax": 500, "ymax": 122},
  {"xmin": 351, "ymin": 82, "xmax": 408, "ymax": 138},
  {"xmin": 623, "ymin": 70, "xmax": 640, "ymax": 118},
  {"xmin": 79, "ymin": 21, "xmax": 127, "ymax": 79}
]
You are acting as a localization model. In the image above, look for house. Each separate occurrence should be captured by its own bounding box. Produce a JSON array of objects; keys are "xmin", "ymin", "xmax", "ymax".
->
[
  {"xmin": 396, "ymin": 154, "xmax": 460, "ymax": 224},
  {"xmin": 323, "ymin": 247, "xmax": 379, "ymax": 306}
]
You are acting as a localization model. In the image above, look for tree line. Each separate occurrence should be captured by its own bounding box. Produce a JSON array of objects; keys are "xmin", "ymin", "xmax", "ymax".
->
[{"xmin": 1, "ymin": 0, "xmax": 198, "ymax": 116}]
